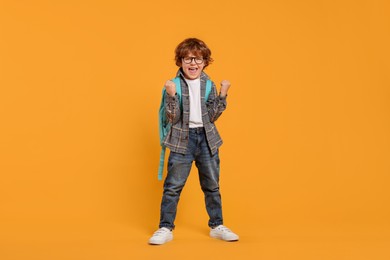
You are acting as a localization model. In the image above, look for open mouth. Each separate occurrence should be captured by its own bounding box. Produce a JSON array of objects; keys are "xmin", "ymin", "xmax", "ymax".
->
[{"xmin": 188, "ymin": 67, "xmax": 198, "ymax": 74}]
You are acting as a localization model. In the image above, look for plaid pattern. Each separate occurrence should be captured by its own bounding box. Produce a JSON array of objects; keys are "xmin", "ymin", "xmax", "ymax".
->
[{"xmin": 162, "ymin": 69, "xmax": 227, "ymax": 155}]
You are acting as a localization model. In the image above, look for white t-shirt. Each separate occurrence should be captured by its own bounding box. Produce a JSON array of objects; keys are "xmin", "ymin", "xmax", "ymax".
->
[{"xmin": 185, "ymin": 78, "xmax": 203, "ymax": 128}]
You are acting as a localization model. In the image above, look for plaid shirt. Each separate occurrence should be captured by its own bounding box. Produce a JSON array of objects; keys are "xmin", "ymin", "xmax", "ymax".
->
[{"xmin": 162, "ymin": 69, "xmax": 227, "ymax": 155}]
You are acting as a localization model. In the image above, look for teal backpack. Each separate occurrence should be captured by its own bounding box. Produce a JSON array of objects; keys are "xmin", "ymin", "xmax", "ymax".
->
[{"xmin": 158, "ymin": 77, "xmax": 212, "ymax": 180}]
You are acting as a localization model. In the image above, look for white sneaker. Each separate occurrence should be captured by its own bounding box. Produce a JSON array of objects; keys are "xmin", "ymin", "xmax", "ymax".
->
[
  {"xmin": 210, "ymin": 225, "xmax": 239, "ymax": 241},
  {"xmin": 148, "ymin": 227, "xmax": 173, "ymax": 245}
]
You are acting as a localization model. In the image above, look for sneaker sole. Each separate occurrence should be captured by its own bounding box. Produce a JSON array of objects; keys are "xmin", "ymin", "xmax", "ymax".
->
[
  {"xmin": 148, "ymin": 236, "xmax": 173, "ymax": 245},
  {"xmin": 210, "ymin": 232, "xmax": 239, "ymax": 241}
]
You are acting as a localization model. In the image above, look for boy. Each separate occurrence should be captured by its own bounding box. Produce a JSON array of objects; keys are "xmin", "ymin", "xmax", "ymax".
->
[{"xmin": 149, "ymin": 38, "xmax": 238, "ymax": 245}]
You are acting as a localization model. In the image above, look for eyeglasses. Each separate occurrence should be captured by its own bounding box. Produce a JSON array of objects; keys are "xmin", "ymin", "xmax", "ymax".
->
[{"xmin": 182, "ymin": 57, "xmax": 204, "ymax": 64}]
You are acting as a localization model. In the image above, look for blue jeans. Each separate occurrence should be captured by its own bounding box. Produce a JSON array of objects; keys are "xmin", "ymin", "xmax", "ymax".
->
[{"xmin": 159, "ymin": 127, "xmax": 223, "ymax": 230}]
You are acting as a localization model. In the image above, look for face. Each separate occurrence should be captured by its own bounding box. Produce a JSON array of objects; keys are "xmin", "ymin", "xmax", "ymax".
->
[{"xmin": 181, "ymin": 51, "xmax": 205, "ymax": 80}]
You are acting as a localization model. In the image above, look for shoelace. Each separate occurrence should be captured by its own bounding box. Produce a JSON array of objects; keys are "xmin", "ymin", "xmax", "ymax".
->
[
  {"xmin": 216, "ymin": 225, "xmax": 232, "ymax": 233},
  {"xmin": 153, "ymin": 228, "xmax": 170, "ymax": 236}
]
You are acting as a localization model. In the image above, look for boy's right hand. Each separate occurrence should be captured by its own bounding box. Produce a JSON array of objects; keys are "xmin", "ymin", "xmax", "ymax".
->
[{"xmin": 165, "ymin": 80, "xmax": 176, "ymax": 96}]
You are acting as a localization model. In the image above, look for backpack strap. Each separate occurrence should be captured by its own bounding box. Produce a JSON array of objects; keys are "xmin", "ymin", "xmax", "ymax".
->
[
  {"xmin": 172, "ymin": 77, "xmax": 211, "ymax": 104},
  {"xmin": 205, "ymin": 79, "xmax": 212, "ymax": 102},
  {"xmin": 158, "ymin": 86, "xmax": 168, "ymax": 181}
]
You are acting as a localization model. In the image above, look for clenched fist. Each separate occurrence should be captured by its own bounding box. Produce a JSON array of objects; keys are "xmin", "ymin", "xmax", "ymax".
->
[
  {"xmin": 220, "ymin": 80, "xmax": 231, "ymax": 97},
  {"xmin": 165, "ymin": 80, "xmax": 176, "ymax": 96}
]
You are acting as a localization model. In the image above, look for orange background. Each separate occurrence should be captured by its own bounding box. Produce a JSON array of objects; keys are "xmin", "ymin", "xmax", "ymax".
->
[{"xmin": 1, "ymin": 0, "xmax": 389, "ymax": 259}]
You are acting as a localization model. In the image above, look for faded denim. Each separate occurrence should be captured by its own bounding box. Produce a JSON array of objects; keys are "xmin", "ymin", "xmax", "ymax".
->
[{"xmin": 159, "ymin": 127, "xmax": 223, "ymax": 230}]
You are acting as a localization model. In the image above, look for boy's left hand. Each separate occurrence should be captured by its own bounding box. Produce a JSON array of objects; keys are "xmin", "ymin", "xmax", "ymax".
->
[{"xmin": 220, "ymin": 80, "xmax": 231, "ymax": 97}]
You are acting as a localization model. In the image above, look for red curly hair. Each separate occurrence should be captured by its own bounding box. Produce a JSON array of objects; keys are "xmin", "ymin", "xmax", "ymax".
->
[{"xmin": 174, "ymin": 38, "xmax": 213, "ymax": 68}]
